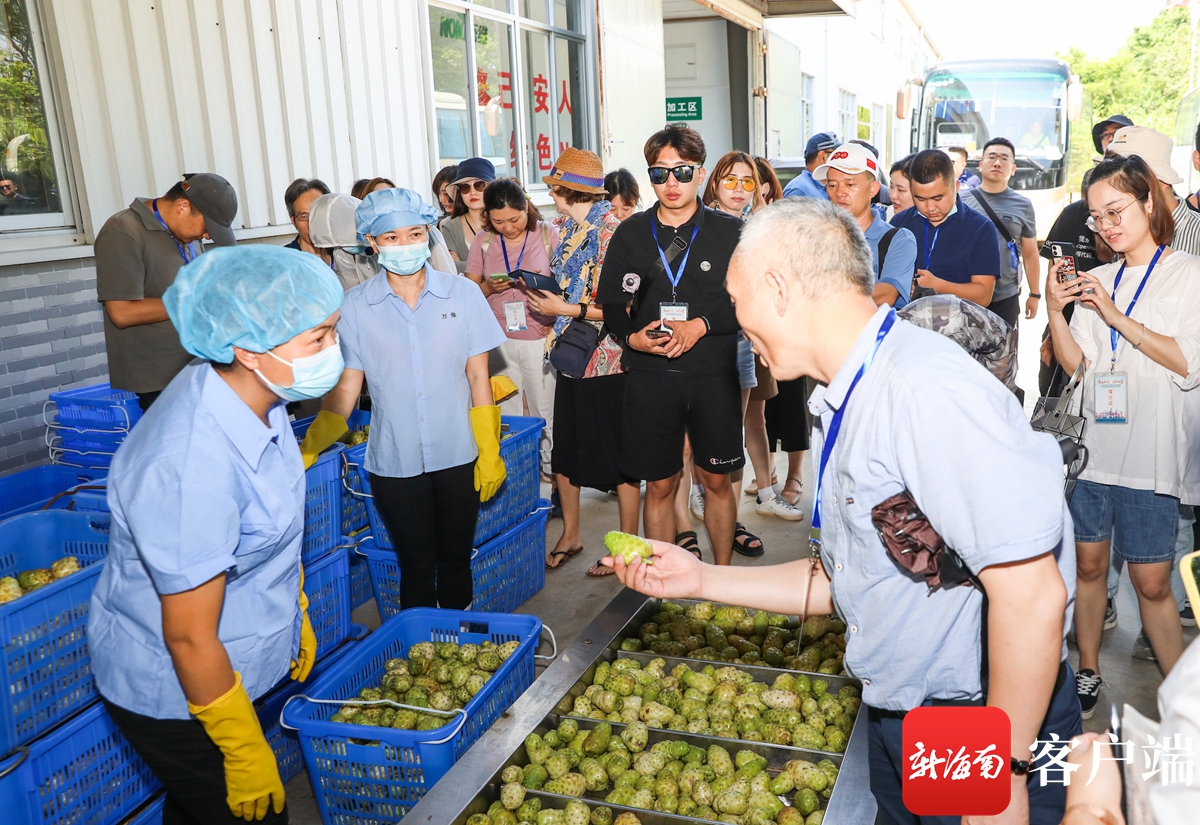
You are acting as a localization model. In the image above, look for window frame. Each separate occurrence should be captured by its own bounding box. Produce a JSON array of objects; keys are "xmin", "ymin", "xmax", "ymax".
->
[
  {"xmin": 0, "ymin": 0, "xmax": 79, "ymax": 240},
  {"xmin": 800, "ymin": 73, "xmax": 815, "ymax": 144},
  {"xmin": 838, "ymin": 89, "xmax": 856, "ymax": 147},
  {"xmin": 425, "ymin": 0, "xmax": 594, "ymax": 192}
]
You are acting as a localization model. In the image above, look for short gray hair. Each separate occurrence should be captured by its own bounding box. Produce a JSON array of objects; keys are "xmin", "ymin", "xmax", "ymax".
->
[{"xmin": 733, "ymin": 197, "xmax": 874, "ymax": 300}]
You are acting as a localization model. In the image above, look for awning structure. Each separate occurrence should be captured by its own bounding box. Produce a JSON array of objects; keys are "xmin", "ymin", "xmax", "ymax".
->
[{"xmin": 664, "ymin": 0, "xmax": 854, "ymax": 31}]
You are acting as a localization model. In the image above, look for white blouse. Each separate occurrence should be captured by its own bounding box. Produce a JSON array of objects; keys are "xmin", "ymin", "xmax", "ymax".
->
[{"xmin": 1068, "ymin": 249, "xmax": 1200, "ymax": 504}]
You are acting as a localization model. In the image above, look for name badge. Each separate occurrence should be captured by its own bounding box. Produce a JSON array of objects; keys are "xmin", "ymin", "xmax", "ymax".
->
[
  {"xmin": 504, "ymin": 301, "xmax": 527, "ymax": 332},
  {"xmin": 1095, "ymin": 372, "xmax": 1128, "ymax": 425},
  {"xmin": 660, "ymin": 302, "xmax": 689, "ymax": 323}
]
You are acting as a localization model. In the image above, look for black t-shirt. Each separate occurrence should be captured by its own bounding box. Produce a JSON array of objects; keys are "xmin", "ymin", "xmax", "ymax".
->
[
  {"xmin": 598, "ymin": 201, "xmax": 741, "ymax": 376},
  {"xmin": 1039, "ymin": 199, "xmax": 1101, "ymax": 326}
]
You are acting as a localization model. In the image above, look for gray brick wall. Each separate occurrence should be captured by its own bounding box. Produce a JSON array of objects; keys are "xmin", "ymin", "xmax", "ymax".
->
[{"xmin": 0, "ymin": 257, "xmax": 108, "ymax": 472}]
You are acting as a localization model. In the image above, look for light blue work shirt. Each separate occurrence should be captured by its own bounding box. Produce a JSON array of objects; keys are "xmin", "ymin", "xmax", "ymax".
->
[
  {"xmin": 338, "ymin": 266, "xmax": 505, "ymax": 478},
  {"xmin": 809, "ymin": 306, "xmax": 1075, "ymax": 711},
  {"xmin": 89, "ymin": 361, "xmax": 304, "ymax": 719},
  {"xmin": 863, "ymin": 214, "xmax": 916, "ymax": 309},
  {"xmin": 782, "ymin": 169, "xmax": 829, "ymax": 200}
]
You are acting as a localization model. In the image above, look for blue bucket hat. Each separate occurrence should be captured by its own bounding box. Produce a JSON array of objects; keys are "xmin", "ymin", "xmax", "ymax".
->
[
  {"xmin": 451, "ymin": 157, "xmax": 496, "ymax": 185},
  {"xmin": 355, "ymin": 188, "xmax": 439, "ymax": 241}
]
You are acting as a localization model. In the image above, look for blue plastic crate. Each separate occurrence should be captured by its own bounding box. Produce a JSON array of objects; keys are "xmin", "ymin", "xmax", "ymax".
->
[
  {"xmin": 48, "ymin": 446, "xmax": 116, "ymax": 469},
  {"xmin": 0, "ymin": 511, "xmax": 111, "ymax": 756},
  {"xmin": 45, "ymin": 383, "xmax": 142, "ymax": 432},
  {"xmin": 256, "ymin": 623, "xmax": 370, "ymax": 785},
  {"xmin": 292, "ymin": 410, "xmax": 371, "ymax": 535},
  {"xmin": 120, "ymin": 795, "xmax": 164, "ymax": 825},
  {"xmin": 0, "ymin": 698, "xmax": 159, "ymax": 825},
  {"xmin": 347, "ymin": 542, "xmax": 374, "ymax": 610},
  {"xmin": 305, "ymin": 546, "xmax": 352, "ymax": 661},
  {"xmin": 362, "ymin": 500, "xmax": 549, "ymax": 620},
  {"xmin": 282, "ymin": 609, "xmax": 541, "ymax": 823},
  {"xmin": 0, "ymin": 466, "xmax": 107, "ymax": 521},
  {"xmin": 359, "ymin": 416, "xmax": 543, "ymax": 551},
  {"xmin": 301, "ymin": 443, "xmax": 344, "ymax": 565},
  {"xmin": 290, "ymin": 409, "xmax": 371, "ymax": 441}
]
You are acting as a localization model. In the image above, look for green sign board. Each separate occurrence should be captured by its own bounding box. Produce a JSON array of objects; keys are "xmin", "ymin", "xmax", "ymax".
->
[{"xmin": 665, "ymin": 96, "xmax": 703, "ymax": 121}]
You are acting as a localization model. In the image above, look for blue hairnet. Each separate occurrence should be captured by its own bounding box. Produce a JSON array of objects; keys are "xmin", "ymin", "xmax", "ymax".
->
[
  {"xmin": 356, "ymin": 187, "xmax": 439, "ymax": 240},
  {"xmin": 164, "ymin": 246, "xmax": 344, "ymax": 363}
]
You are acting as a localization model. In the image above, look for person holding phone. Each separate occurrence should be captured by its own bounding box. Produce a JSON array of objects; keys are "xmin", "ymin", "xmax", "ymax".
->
[
  {"xmin": 1046, "ymin": 154, "xmax": 1200, "ymax": 720},
  {"xmin": 464, "ymin": 178, "xmax": 559, "ymax": 475}
]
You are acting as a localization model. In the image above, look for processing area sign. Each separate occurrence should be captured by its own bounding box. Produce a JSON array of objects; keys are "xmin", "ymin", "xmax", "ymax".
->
[{"xmin": 666, "ymin": 96, "xmax": 702, "ymax": 121}]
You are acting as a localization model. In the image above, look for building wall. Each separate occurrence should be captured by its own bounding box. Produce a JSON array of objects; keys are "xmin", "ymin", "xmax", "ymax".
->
[{"xmin": 664, "ymin": 20, "xmax": 734, "ymax": 163}]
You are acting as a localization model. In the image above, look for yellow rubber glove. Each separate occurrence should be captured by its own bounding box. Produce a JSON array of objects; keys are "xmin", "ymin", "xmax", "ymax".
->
[
  {"xmin": 189, "ymin": 673, "xmax": 285, "ymax": 821},
  {"xmin": 489, "ymin": 375, "xmax": 519, "ymax": 405},
  {"xmin": 291, "ymin": 564, "xmax": 316, "ymax": 682},
  {"xmin": 469, "ymin": 405, "xmax": 506, "ymax": 502},
  {"xmin": 298, "ymin": 411, "xmax": 348, "ymax": 470}
]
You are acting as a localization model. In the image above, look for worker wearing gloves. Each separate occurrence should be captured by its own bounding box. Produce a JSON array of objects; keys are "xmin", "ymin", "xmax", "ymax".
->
[
  {"xmin": 87, "ymin": 245, "xmax": 344, "ymax": 823},
  {"xmin": 301, "ymin": 187, "xmax": 506, "ymax": 609}
]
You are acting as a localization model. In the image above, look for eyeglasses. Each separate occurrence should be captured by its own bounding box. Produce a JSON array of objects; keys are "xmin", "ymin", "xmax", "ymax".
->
[
  {"xmin": 293, "ymin": 212, "xmax": 310, "ymax": 223},
  {"xmin": 1086, "ymin": 199, "xmax": 1140, "ymax": 232},
  {"xmin": 720, "ymin": 176, "xmax": 757, "ymax": 192},
  {"xmin": 647, "ymin": 165, "xmax": 697, "ymax": 185},
  {"xmin": 454, "ymin": 180, "xmax": 488, "ymax": 194},
  {"xmin": 982, "ymin": 153, "xmax": 1013, "ymax": 165}
]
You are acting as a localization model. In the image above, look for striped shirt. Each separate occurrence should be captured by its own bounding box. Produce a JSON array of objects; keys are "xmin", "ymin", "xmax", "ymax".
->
[{"xmin": 1173, "ymin": 199, "xmax": 1200, "ymax": 256}]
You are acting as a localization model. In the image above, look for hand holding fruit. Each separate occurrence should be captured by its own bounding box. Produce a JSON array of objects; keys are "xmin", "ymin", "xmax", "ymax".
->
[{"xmin": 601, "ymin": 533, "xmax": 704, "ymax": 601}]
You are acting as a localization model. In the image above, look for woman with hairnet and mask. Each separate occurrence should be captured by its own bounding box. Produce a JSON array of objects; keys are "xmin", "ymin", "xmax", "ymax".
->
[
  {"xmin": 299, "ymin": 188, "xmax": 508, "ymax": 609},
  {"xmin": 87, "ymin": 245, "xmax": 344, "ymax": 824}
]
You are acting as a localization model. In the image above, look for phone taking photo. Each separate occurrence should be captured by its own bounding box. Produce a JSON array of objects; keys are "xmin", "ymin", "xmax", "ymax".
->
[{"xmin": 1050, "ymin": 242, "xmax": 1077, "ymax": 282}]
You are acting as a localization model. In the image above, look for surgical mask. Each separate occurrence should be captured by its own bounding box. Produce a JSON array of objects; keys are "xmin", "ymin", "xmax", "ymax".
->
[
  {"xmin": 377, "ymin": 241, "xmax": 430, "ymax": 276},
  {"xmin": 255, "ymin": 337, "xmax": 344, "ymax": 402}
]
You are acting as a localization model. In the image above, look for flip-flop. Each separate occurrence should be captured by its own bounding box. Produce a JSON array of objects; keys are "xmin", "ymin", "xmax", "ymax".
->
[
  {"xmin": 732, "ymin": 522, "xmax": 765, "ymax": 557},
  {"xmin": 675, "ymin": 530, "xmax": 702, "ymax": 561},
  {"xmin": 587, "ymin": 559, "xmax": 615, "ymax": 577},
  {"xmin": 546, "ymin": 546, "xmax": 583, "ymax": 569}
]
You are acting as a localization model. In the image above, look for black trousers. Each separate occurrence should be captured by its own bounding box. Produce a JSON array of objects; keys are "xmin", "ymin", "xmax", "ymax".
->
[
  {"xmin": 105, "ymin": 699, "xmax": 288, "ymax": 825},
  {"xmin": 136, "ymin": 391, "xmax": 161, "ymax": 413},
  {"xmin": 369, "ymin": 461, "xmax": 479, "ymax": 609}
]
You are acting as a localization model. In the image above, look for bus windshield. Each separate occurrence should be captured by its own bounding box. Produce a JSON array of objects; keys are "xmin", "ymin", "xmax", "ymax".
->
[{"xmin": 919, "ymin": 68, "xmax": 1068, "ymax": 191}]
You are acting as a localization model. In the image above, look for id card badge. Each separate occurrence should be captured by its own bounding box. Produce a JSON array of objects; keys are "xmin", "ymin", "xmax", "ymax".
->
[
  {"xmin": 503, "ymin": 301, "xmax": 527, "ymax": 332},
  {"xmin": 660, "ymin": 302, "xmax": 689, "ymax": 323},
  {"xmin": 1095, "ymin": 372, "xmax": 1128, "ymax": 425}
]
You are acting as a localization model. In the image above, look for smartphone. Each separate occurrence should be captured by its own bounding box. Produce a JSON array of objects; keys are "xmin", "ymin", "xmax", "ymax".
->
[
  {"xmin": 488, "ymin": 273, "xmax": 513, "ymax": 283},
  {"xmin": 1050, "ymin": 242, "xmax": 1077, "ymax": 282},
  {"xmin": 646, "ymin": 325, "xmax": 674, "ymax": 340},
  {"xmin": 511, "ymin": 269, "xmax": 563, "ymax": 294}
]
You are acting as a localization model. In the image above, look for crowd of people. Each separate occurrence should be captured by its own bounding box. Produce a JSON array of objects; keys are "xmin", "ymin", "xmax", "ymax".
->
[{"xmin": 82, "ymin": 110, "xmax": 1200, "ymax": 824}]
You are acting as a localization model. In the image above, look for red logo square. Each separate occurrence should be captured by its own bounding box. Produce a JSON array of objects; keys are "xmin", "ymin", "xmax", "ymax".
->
[{"xmin": 902, "ymin": 706, "xmax": 1012, "ymax": 817}]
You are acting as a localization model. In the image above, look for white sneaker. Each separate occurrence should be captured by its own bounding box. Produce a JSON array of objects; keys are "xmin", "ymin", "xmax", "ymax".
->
[
  {"xmin": 689, "ymin": 490, "xmax": 705, "ymax": 519},
  {"xmin": 756, "ymin": 494, "xmax": 805, "ymax": 521}
]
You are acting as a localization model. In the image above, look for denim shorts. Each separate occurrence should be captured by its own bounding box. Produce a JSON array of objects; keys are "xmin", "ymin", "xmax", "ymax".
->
[
  {"xmin": 1069, "ymin": 479, "xmax": 1181, "ymax": 563},
  {"xmin": 736, "ymin": 332, "xmax": 758, "ymax": 391}
]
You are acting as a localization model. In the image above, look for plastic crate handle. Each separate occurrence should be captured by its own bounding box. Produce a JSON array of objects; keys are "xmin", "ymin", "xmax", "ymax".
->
[
  {"xmin": 43, "ymin": 399, "xmax": 134, "ymax": 435},
  {"xmin": 279, "ymin": 696, "xmax": 468, "ymax": 744},
  {"xmin": 0, "ymin": 746, "xmax": 28, "ymax": 780},
  {"xmin": 535, "ymin": 624, "xmax": 558, "ymax": 662},
  {"xmin": 340, "ymin": 452, "xmax": 373, "ymax": 500},
  {"xmin": 39, "ymin": 484, "xmax": 107, "ymax": 511}
]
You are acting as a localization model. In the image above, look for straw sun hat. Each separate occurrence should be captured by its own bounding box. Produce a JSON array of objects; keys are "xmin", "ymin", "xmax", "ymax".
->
[{"xmin": 542, "ymin": 147, "xmax": 607, "ymax": 194}]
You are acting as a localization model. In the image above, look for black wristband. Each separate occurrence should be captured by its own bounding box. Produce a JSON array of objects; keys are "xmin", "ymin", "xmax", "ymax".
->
[
  {"xmin": 578, "ymin": 303, "xmax": 588, "ymax": 319},
  {"xmin": 1028, "ymin": 293, "xmax": 1042, "ymax": 299},
  {"xmin": 1011, "ymin": 757, "xmax": 1030, "ymax": 775},
  {"xmin": 699, "ymin": 316, "xmax": 711, "ymax": 332}
]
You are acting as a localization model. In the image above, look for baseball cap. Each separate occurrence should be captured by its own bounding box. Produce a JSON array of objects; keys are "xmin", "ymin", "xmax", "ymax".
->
[
  {"xmin": 813, "ymin": 142, "xmax": 881, "ymax": 182},
  {"xmin": 804, "ymin": 132, "xmax": 840, "ymax": 159},
  {"xmin": 1107, "ymin": 125, "xmax": 1183, "ymax": 185},
  {"xmin": 1091, "ymin": 114, "xmax": 1133, "ymax": 154},
  {"xmin": 180, "ymin": 173, "xmax": 238, "ymax": 247}
]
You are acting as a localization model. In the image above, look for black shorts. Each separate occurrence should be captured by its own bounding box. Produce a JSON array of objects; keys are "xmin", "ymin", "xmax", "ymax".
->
[{"xmin": 620, "ymin": 369, "xmax": 745, "ymax": 481}]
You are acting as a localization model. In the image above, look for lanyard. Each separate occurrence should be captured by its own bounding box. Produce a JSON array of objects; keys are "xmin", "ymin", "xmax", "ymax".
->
[
  {"xmin": 501, "ymin": 232, "xmax": 529, "ymax": 273},
  {"xmin": 151, "ymin": 200, "xmax": 197, "ymax": 265},
  {"xmin": 810, "ymin": 310, "xmax": 897, "ymax": 552},
  {"xmin": 923, "ymin": 220, "xmax": 941, "ymax": 271},
  {"xmin": 649, "ymin": 219, "xmax": 699, "ymax": 299},
  {"xmin": 1108, "ymin": 245, "xmax": 1164, "ymax": 370}
]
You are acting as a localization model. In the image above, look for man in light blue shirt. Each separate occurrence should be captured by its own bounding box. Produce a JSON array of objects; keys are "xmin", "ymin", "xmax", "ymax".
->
[
  {"xmin": 605, "ymin": 198, "xmax": 1081, "ymax": 825},
  {"xmin": 782, "ymin": 132, "xmax": 839, "ymax": 200},
  {"xmin": 816, "ymin": 141, "xmax": 916, "ymax": 308}
]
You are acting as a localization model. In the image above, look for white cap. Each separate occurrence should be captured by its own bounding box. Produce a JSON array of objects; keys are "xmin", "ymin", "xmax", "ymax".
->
[
  {"xmin": 813, "ymin": 142, "xmax": 881, "ymax": 182},
  {"xmin": 1108, "ymin": 125, "xmax": 1183, "ymax": 185}
]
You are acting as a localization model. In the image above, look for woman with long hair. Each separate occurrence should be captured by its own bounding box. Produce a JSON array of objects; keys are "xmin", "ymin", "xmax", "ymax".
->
[
  {"xmin": 1047, "ymin": 154, "xmax": 1200, "ymax": 719},
  {"xmin": 889, "ymin": 155, "xmax": 915, "ymax": 215},
  {"xmin": 441, "ymin": 158, "xmax": 496, "ymax": 273},
  {"xmin": 753, "ymin": 157, "xmax": 783, "ymax": 205},
  {"xmin": 432, "ymin": 165, "xmax": 458, "ymax": 221},
  {"xmin": 703, "ymin": 151, "xmax": 764, "ymax": 218}
]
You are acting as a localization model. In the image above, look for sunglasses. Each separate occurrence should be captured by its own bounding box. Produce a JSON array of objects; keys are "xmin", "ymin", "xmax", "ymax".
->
[
  {"xmin": 721, "ymin": 175, "xmax": 757, "ymax": 192},
  {"xmin": 454, "ymin": 180, "xmax": 488, "ymax": 194},
  {"xmin": 647, "ymin": 165, "xmax": 697, "ymax": 185}
]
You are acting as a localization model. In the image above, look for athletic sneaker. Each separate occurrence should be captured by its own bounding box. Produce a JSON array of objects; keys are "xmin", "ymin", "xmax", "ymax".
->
[
  {"xmin": 689, "ymin": 490, "xmax": 705, "ymax": 520},
  {"xmin": 1076, "ymin": 669, "xmax": 1102, "ymax": 720},
  {"xmin": 1181, "ymin": 600, "xmax": 1196, "ymax": 628},
  {"xmin": 1104, "ymin": 598, "xmax": 1118, "ymax": 631},
  {"xmin": 1132, "ymin": 630, "xmax": 1157, "ymax": 662},
  {"xmin": 756, "ymin": 494, "xmax": 805, "ymax": 522}
]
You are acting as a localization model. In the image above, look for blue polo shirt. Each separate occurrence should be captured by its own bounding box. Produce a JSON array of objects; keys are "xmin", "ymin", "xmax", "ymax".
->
[
  {"xmin": 863, "ymin": 214, "xmax": 916, "ymax": 309},
  {"xmin": 782, "ymin": 169, "xmax": 828, "ymax": 200},
  {"xmin": 337, "ymin": 266, "xmax": 505, "ymax": 479},
  {"xmin": 891, "ymin": 196, "xmax": 1001, "ymax": 286}
]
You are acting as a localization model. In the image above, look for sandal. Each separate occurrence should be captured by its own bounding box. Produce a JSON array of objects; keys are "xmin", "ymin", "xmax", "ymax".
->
[
  {"xmin": 546, "ymin": 545, "xmax": 583, "ymax": 569},
  {"xmin": 732, "ymin": 522, "xmax": 765, "ymax": 557},
  {"xmin": 744, "ymin": 470, "xmax": 780, "ymax": 497},
  {"xmin": 781, "ymin": 477, "xmax": 803, "ymax": 507},
  {"xmin": 587, "ymin": 559, "xmax": 615, "ymax": 577},
  {"xmin": 675, "ymin": 530, "xmax": 702, "ymax": 561}
]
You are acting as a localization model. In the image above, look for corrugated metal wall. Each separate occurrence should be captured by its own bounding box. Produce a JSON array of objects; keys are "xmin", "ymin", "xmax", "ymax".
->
[{"xmin": 45, "ymin": 0, "xmax": 431, "ymax": 241}]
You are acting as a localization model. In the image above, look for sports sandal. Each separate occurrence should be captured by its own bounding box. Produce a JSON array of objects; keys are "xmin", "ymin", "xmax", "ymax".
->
[
  {"xmin": 675, "ymin": 530, "xmax": 702, "ymax": 561},
  {"xmin": 732, "ymin": 522, "xmax": 765, "ymax": 557}
]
